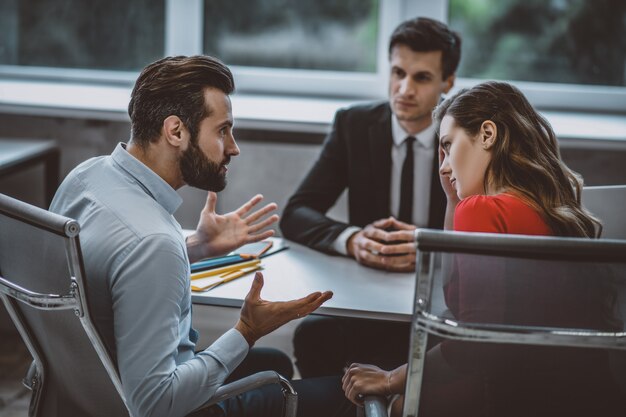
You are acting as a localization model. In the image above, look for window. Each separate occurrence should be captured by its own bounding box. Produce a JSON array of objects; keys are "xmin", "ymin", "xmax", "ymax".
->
[
  {"xmin": 203, "ymin": 0, "xmax": 379, "ymax": 73},
  {"xmin": 0, "ymin": 0, "xmax": 394, "ymax": 97},
  {"xmin": 449, "ymin": 0, "xmax": 625, "ymax": 87},
  {"xmin": 201, "ymin": 0, "xmax": 389, "ymax": 97},
  {"xmin": 0, "ymin": 0, "xmax": 624, "ymax": 112},
  {"xmin": 0, "ymin": 0, "xmax": 165, "ymax": 72},
  {"xmin": 441, "ymin": 0, "xmax": 626, "ymax": 110}
]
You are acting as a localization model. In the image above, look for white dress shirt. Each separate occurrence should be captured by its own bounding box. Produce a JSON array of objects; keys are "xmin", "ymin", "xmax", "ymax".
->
[
  {"xmin": 389, "ymin": 115, "xmax": 436, "ymax": 228},
  {"xmin": 332, "ymin": 116, "xmax": 436, "ymax": 255}
]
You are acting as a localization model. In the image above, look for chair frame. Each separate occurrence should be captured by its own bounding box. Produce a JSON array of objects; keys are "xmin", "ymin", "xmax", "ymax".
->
[
  {"xmin": 403, "ymin": 229, "xmax": 626, "ymax": 417},
  {"xmin": 0, "ymin": 193, "xmax": 298, "ymax": 417},
  {"xmin": 357, "ymin": 395, "xmax": 388, "ymax": 417},
  {"xmin": 582, "ymin": 185, "xmax": 626, "ymax": 239},
  {"xmin": 0, "ymin": 196, "xmax": 128, "ymax": 416}
]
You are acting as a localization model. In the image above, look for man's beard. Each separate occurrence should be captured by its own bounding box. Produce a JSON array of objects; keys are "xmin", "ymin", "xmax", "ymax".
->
[{"xmin": 180, "ymin": 139, "xmax": 228, "ymax": 191}]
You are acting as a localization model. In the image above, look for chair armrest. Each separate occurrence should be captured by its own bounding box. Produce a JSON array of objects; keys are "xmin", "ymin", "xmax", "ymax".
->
[
  {"xmin": 356, "ymin": 395, "xmax": 388, "ymax": 417},
  {"xmin": 196, "ymin": 370, "xmax": 298, "ymax": 417},
  {"xmin": 22, "ymin": 360, "xmax": 38, "ymax": 390}
]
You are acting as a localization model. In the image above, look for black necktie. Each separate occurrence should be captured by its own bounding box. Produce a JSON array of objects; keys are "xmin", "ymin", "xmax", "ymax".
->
[{"xmin": 398, "ymin": 136, "xmax": 415, "ymax": 224}]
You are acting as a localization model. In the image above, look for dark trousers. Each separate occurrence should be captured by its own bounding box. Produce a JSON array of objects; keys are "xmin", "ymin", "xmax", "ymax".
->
[
  {"xmin": 293, "ymin": 315, "xmax": 410, "ymax": 377},
  {"xmin": 189, "ymin": 348, "xmax": 354, "ymax": 417},
  {"xmin": 226, "ymin": 346, "xmax": 294, "ymax": 383},
  {"xmin": 219, "ymin": 375, "xmax": 355, "ymax": 417}
]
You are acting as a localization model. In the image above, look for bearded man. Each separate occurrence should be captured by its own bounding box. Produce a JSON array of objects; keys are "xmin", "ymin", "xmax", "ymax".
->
[{"xmin": 50, "ymin": 55, "xmax": 333, "ymax": 417}]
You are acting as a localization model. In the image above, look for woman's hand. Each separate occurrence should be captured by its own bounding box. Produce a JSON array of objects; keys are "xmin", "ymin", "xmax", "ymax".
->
[
  {"xmin": 342, "ymin": 363, "xmax": 408, "ymax": 405},
  {"xmin": 438, "ymin": 146, "xmax": 460, "ymax": 204},
  {"xmin": 438, "ymin": 146, "xmax": 460, "ymax": 230},
  {"xmin": 341, "ymin": 363, "xmax": 392, "ymax": 405}
]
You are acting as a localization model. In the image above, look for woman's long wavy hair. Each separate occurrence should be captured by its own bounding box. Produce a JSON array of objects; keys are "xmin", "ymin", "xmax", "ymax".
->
[{"xmin": 434, "ymin": 81, "xmax": 601, "ymax": 238}]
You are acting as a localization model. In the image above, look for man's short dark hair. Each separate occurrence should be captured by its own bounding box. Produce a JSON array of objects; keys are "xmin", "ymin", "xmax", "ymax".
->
[
  {"xmin": 389, "ymin": 17, "xmax": 461, "ymax": 79},
  {"xmin": 128, "ymin": 55, "xmax": 234, "ymax": 146}
]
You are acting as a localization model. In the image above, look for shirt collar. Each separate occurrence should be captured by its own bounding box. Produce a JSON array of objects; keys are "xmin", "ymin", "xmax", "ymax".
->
[
  {"xmin": 111, "ymin": 143, "xmax": 183, "ymax": 215},
  {"xmin": 391, "ymin": 114, "xmax": 437, "ymax": 149}
]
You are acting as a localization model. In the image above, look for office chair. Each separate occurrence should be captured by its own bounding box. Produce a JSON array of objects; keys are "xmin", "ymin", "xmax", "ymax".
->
[
  {"xmin": 0, "ymin": 193, "xmax": 297, "ymax": 417},
  {"xmin": 400, "ymin": 229, "xmax": 626, "ymax": 417},
  {"xmin": 582, "ymin": 184, "xmax": 626, "ymax": 239}
]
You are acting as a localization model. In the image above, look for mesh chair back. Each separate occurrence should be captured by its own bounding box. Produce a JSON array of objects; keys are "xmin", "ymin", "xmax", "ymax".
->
[
  {"xmin": 404, "ymin": 230, "xmax": 626, "ymax": 417},
  {"xmin": 0, "ymin": 193, "xmax": 131, "ymax": 417},
  {"xmin": 582, "ymin": 185, "xmax": 626, "ymax": 239}
]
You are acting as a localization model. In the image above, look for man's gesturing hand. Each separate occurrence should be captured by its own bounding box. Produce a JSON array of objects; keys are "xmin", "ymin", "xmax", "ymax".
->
[
  {"xmin": 186, "ymin": 192, "xmax": 279, "ymax": 263},
  {"xmin": 235, "ymin": 272, "xmax": 333, "ymax": 347}
]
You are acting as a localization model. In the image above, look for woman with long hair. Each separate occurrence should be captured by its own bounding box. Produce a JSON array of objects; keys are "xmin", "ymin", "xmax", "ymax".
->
[
  {"xmin": 437, "ymin": 80, "xmax": 599, "ymax": 238},
  {"xmin": 341, "ymin": 81, "xmax": 620, "ymax": 417}
]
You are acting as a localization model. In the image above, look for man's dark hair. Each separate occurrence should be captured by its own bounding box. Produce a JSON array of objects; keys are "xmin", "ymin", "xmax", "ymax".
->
[
  {"xmin": 389, "ymin": 17, "xmax": 461, "ymax": 79},
  {"xmin": 128, "ymin": 55, "xmax": 234, "ymax": 146}
]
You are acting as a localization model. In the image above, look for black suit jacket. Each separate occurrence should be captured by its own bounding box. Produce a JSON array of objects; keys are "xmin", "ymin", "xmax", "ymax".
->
[{"xmin": 280, "ymin": 101, "xmax": 446, "ymax": 253}]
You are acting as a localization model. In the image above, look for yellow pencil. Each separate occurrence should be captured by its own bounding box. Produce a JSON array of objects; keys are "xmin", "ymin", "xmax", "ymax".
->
[
  {"xmin": 190, "ymin": 258, "xmax": 260, "ymax": 281},
  {"xmin": 191, "ymin": 264, "xmax": 262, "ymax": 292},
  {"xmin": 220, "ymin": 265, "xmax": 262, "ymax": 284}
]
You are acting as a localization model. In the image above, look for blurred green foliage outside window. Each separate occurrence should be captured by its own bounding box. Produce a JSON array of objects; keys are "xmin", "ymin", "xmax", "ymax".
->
[
  {"xmin": 450, "ymin": 0, "xmax": 626, "ymax": 86},
  {"xmin": 0, "ymin": 0, "xmax": 165, "ymax": 71},
  {"xmin": 203, "ymin": 0, "xmax": 380, "ymax": 72}
]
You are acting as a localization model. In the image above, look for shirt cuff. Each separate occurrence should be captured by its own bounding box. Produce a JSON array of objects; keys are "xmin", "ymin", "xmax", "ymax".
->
[
  {"xmin": 331, "ymin": 226, "xmax": 362, "ymax": 256},
  {"xmin": 202, "ymin": 328, "xmax": 250, "ymax": 374}
]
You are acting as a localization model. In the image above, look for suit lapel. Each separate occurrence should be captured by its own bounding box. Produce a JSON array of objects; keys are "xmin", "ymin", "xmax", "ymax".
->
[{"xmin": 368, "ymin": 106, "xmax": 393, "ymax": 218}]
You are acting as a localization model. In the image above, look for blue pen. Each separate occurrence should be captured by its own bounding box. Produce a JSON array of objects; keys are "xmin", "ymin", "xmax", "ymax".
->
[{"xmin": 190, "ymin": 254, "xmax": 245, "ymax": 272}]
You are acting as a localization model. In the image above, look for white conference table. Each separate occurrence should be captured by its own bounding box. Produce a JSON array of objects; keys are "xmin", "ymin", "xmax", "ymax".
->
[{"xmin": 191, "ymin": 237, "xmax": 416, "ymax": 322}]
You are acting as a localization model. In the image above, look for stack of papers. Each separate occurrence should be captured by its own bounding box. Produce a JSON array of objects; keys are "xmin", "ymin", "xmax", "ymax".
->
[
  {"xmin": 191, "ymin": 258, "xmax": 262, "ymax": 292},
  {"xmin": 189, "ymin": 239, "xmax": 289, "ymax": 292},
  {"xmin": 190, "ymin": 254, "xmax": 247, "ymax": 273}
]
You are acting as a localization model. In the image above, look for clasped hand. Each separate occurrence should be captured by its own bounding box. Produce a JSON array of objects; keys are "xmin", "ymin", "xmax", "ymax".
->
[
  {"xmin": 347, "ymin": 217, "xmax": 416, "ymax": 272},
  {"xmin": 186, "ymin": 192, "xmax": 279, "ymax": 263}
]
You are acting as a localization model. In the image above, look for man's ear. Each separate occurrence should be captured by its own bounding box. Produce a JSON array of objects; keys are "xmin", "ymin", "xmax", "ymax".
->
[
  {"xmin": 442, "ymin": 74, "xmax": 456, "ymax": 94},
  {"xmin": 162, "ymin": 115, "xmax": 188, "ymax": 149},
  {"xmin": 480, "ymin": 120, "xmax": 497, "ymax": 149}
]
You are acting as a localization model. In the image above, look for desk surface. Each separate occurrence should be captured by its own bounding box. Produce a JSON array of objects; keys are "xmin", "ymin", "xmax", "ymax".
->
[{"xmin": 192, "ymin": 238, "xmax": 416, "ymax": 322}]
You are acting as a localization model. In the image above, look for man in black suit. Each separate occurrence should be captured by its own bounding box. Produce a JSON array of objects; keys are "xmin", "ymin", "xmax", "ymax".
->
[{"xmin": 280, "ymin": 17, "xmax": 462, "ymax": 378}]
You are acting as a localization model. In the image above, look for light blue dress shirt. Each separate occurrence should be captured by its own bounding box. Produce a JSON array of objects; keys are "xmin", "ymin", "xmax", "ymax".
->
[{"xmin": 50, "ymin": 143, "xmax": 248, "ymax": 417}]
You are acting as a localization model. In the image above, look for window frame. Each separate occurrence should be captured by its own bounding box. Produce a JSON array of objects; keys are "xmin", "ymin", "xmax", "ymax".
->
[{"xmin": 0, "ymin": 0, "xmax": 624, "ymax": 112}]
